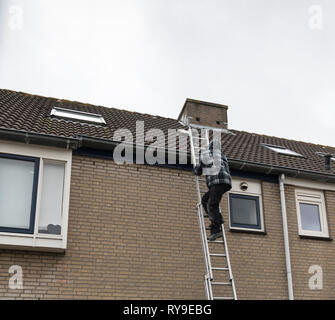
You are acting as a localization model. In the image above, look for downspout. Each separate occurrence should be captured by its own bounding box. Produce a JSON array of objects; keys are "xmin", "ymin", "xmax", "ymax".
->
[{"xmin": 279, "ymin": 173, "xmax": 294, "ymax": 300}]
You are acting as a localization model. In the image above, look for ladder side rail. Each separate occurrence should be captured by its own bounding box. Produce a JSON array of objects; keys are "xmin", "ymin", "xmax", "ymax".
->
[
  {"xmin": 197, "ymin": 202, "xmax": 211, "ymax": 279},
  {"xmin": 196, "ymin": 182, "xmax": 213, "ymax": 280},
  {"xmin": 194, "ymin": 150, "xmax": 213, "ymax": 279},
  {"xmin": 204, "ymin": 275, "xmax": 211, "ymax": 300},
  {"xmin": 189, "ymin": 127, "xmax": 199, "ymax": 167},
  {"xmin": 189, "ymin": 127, "xmax": 213, "ymax": 281},
  {"xmin": 200, "ymin": 129, "xmax": 215, "ymax": 280},
  {"xmin": 206, "ymin": 274, "xmax": 214, "ymax": 300},
  {"xmin": 221, "ymin": 221, "xmax": 238, "ymax": 300},
  {"xmin": 200, "ymin": 128, "xmax": 215, "ymax": 280}
]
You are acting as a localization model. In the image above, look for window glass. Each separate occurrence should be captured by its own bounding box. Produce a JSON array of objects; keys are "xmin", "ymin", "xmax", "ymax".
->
[
  {"xmin": 38, "ymin": 162, "xmax": 65, "ymax": 235},
  {"xmin": 0, "ymin": 157, "xmax": 36, "ymax": 230},
  {"xmin": 229, "ymin": 194, "xmax": 261, "ymax": 229},
  {"xmin": 299, "ymin": 203, "xmax": 321, "ymax": 232},
  {"xmin": 51, "ymin": 107, "xmax": 106, "ymax": 124},
  {"xmin": 262, "ymin": 144, "xmax": 303, "ymax": 157}
]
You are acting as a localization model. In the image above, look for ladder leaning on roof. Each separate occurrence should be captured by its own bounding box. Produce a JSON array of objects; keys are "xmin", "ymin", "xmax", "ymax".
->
[{"xmin": 188, "ymin": 123, "xmax": 237, "ymax": 300}]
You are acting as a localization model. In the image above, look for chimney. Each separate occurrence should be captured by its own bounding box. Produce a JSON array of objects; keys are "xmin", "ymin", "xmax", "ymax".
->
[
  {"xmin": 324, "ymin": 154, "xmax": 332, "ymax": 171},
  {"xmin": 316, "ymin": 152, "xmax": 334, "ymax": 171},
  {"xmin": 177, "ymin": 98, "xmax": 228, "ymax": 129}
]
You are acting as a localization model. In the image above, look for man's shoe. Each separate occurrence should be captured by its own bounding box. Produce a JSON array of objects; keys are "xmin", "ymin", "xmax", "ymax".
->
[
  {"xmin": 207, "ymin": 232, "xmax": 222, "ymax": 241},
  {"xmin": 206, "ymin": 224, "xmax": 222, "ymax": 231}
]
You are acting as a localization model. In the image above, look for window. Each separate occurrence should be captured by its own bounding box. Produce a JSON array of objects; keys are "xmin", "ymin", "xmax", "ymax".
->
[
  {"xmin": 50, "ymin": 107, "xmax": 106, "ymax": 124},
  {"xmin": 261, "ymin": 144, "xmax": 304, "ymax": 157},
  {"xmin": 0, "ymin": 154, "xmax": 39, "ymax": 234},
  {"xmin": 229, "ymin": 194, "xmax": 261, "ymax": 229},
  {"xmin": 0, "ymin": 141, "xmax": 71, "ymax": 251},
  {"xmin": 295, "ymin": 188, "xmax": 329, "ymax": 238},
  {"xmin": 228, "ymin": 178, "xmax": 264, "ymax": 232}
]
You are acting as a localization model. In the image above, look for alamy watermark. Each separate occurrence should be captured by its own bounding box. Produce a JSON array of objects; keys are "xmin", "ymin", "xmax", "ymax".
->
[
  {"xmin": 308, "ymin": 5, "xmax": 323, "ymax": 30},
  {"xmin": 8, "ymin": 265, "xmax": 23, "ymax": 290},
  {"xmin": 112, "ymin": 121, "xmax": 222, "ymax": 175},
  {"xmin": 8, "ymin": 4, "xmax": 23, "ymax": 30},
  {"xmin": 308, "ymin": 264, "xmax": 322, "ymax": 290}
]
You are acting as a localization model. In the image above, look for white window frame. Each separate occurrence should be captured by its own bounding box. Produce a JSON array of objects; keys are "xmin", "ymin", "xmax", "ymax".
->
[
  {"xmin": 295, "ymin": 188, "xmax": 329, "ymax": 238},
  {"xmin": 228, "ymin": 178, "xmax": 265, "ymax": 232},
  {"xmin": 0, "ymin": 140, "xmax": 72, "ymax": 252}
]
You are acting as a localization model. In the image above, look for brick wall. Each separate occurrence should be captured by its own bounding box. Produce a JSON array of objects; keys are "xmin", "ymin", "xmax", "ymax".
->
[
  {"xmin": 180, "ymin": 101, "xmax": 228, "ymax": 128},
  {"xmin": 0, "ymin": 155, "xmax": 205, "ymax": 299},
  {"xmin": 218, "ymin": 181, "xmax": 288, "ymax": 299},
  {"xmin": 285, "ymin": 185, "xmax": 335, "ymax": 299},
  {"xmin": 0, "ymin": 155, "xmax": 334, "ymax": 299}
]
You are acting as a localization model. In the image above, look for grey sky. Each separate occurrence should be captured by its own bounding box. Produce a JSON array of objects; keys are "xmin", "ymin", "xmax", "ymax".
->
[{"xmin": 0, "ymin": 0, "xmax": 334, "ymax": 146}]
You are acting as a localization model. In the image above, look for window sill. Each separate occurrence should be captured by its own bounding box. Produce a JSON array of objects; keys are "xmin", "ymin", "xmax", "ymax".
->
[
  {"xmin": 0, "ymin": 232, "xmax": 66, "ymax": 252},
  {"xmin": 229, "ymin": 228, "xmax": 267, "ymax": 235},
  {"xmin": 299, "ymin": 234, "xmax": 332, "ymax": 241}
]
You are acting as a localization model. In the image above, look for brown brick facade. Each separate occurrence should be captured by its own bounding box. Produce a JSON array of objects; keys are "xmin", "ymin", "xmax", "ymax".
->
[
  {"xmin": 178, "ymin": 99, "xmax": 228, "ymax": 129},
  {"xmin": 285, "ymin": 185, "xmax": 335, "ymax": 299},
  {"xmin": 0, "ymin": 155, "xmax": 334, "ymax": 299}
]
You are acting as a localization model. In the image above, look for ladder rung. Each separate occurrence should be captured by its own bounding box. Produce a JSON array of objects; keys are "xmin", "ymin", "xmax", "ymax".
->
[
  {"xmin": 211, "ymin": 267, "xmax": 228, "ymax": 271},
  {"xmin": 209, "ymin": 253, "xmax": 226, "ymax": 257},
  {"xmin": 213, "ymin": 297, "xmax": 234, "ymax": 300},
  {"xmin": 208, "ymin": 240, "xmax": 224, "ymax": 244},
  {"xmin": 211, "ymin": 282, "xmax": 231, "ymax": 286}
]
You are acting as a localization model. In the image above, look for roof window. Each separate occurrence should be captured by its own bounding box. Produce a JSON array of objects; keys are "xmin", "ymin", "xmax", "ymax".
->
[
  {"xmin": 261, "ymin": 144, "xmax": 304, "ymax": 157},
  {"xmin": 50, "ymin": 107, "xmax": 106, "ymax": 125}
]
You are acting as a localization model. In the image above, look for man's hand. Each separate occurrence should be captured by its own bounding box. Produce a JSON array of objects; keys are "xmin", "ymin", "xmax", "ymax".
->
[{"xmin": 193, "ymin": 164, "xmax": 203, "ymax": 176}]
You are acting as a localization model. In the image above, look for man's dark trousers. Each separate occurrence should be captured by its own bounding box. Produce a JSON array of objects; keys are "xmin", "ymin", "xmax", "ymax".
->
[{"xmin": 202, "ymin": 184, "xmax": 230, "ymax": 234}]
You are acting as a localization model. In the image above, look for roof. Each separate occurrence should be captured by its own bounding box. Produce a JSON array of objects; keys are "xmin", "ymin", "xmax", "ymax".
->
[
  {"xmin": 1, "ymin": 88, "xmax": 335, "ymax": 178},
  {"xmin": 0, "ymin": 89, "xmax": 181, "ymax": 140}
]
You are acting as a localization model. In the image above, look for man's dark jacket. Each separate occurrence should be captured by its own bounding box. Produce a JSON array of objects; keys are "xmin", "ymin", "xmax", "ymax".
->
[{"xmin": 193, "ymin": 141, "xmax": 232, "ymax": 189}]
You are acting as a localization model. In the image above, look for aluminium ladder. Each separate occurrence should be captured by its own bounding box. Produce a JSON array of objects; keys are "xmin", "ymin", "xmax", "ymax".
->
[{"xmin": 188, "ymin": 124, "xmax": 237, "ymax": 300}]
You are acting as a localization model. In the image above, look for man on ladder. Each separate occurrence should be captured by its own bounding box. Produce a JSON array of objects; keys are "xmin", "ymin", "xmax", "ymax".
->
[{"xmin": 193, "ymin": 139, "xmax": 232, "ymax": 241}]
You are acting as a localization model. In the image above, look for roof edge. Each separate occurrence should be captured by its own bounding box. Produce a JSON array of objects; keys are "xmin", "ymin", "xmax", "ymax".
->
[
  {"xmin": 1, "ymin": 128, "xmax": 335, "ymax": 183},
  {"xmin": 0, "ymin": 128, "xmax": 79, "ymax": 149},
  {"xmin": 228, "ymin": 158, "xmax": 335, "ymax": 184}
]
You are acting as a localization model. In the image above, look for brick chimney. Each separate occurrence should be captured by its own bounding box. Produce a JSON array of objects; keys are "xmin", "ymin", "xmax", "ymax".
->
[{"xmin": 177, "ymin": 98, "xmax": 228, "ymax": 129}]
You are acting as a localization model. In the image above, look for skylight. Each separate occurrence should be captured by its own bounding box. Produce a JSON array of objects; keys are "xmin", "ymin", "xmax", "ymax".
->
[
  {"xmin": 50, "ymin": 107, "xmax": 106, "ymax": 125},
  {"xmin": 262, "ymin": 144, "xmax": 304, "ymax": 157}
]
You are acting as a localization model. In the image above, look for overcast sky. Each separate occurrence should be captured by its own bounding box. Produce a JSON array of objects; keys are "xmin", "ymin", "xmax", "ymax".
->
[{"xmin": 0, "ymin": 0, "xmax": 334, "ymax": 146}]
